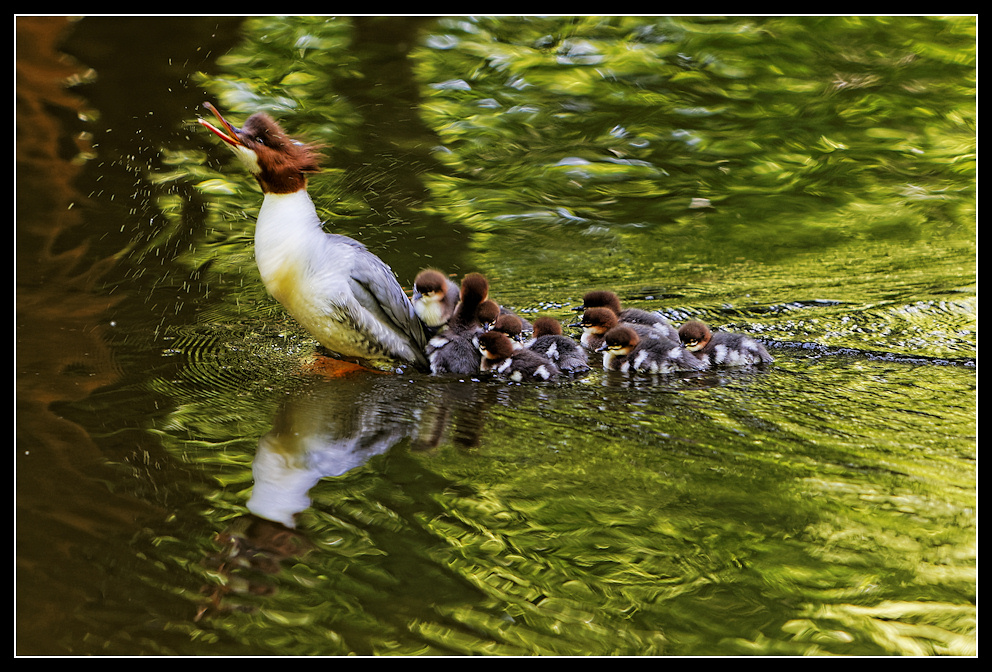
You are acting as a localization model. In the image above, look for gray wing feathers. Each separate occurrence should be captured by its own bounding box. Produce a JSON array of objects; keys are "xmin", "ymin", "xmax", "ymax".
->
[{"xmin": 346, "ymin": 249, "xmax": 429, "ymax": 355}]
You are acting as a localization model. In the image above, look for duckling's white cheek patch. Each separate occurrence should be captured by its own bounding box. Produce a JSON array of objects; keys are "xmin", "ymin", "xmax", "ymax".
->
[{"xmin": 416, "ymin": 297, "xmax": 448, "ymax": 327}]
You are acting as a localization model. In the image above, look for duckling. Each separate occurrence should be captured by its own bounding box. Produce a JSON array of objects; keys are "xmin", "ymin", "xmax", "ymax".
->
[
  {"xmin": 478, "ymin": 331, "xmax": 559, "ymax": 382},
  {"xmin": 448, "ymin": 273, "xmax": 491, "ymax": 334},
  {"xmin": 426, "ymin": 275, "xmax": 493, "ymax": 375},
  {"xmin": 597, "ymin": 326, "xmax": 709, "ymax": 374},
  {"xmin": 412, "ymin": 269, "xmax": 460, "ymax": 335},
  {"xmin": 426, "ymin": 329, "xmax": 482, "ymax": 375},
  {"xmin": 575, "ymin": 307, "xmax": 666, "ymax": 352},
  {"xmin": 475, "ymin": 300, "xmax": 502, "ymax": 334},
  {"xmin": 678, "ymin": 320, "xmax": 774, "ymax": 367},
  {"xmin": 526, "ymin": 316, "xmax": 589, "ymax": 373},
  {"xmin": 491, "ymin": 313, "xmax": 525, "ymax": 348},
  {"xmin": 579, "ymin": 290, "xmax": 679, "ymax": 340},
  {"xmin": 447, "ymin": 272, "xmax": 527, "ymax": 331},
  {"xmin": 500, "ymin": 307, "xmax": 532, "ymax": 333}
]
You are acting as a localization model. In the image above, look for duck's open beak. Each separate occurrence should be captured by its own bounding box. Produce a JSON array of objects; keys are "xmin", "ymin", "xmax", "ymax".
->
[{"xmin": 198, "ymin": 102, "xmax": 243, "ymax": 148}]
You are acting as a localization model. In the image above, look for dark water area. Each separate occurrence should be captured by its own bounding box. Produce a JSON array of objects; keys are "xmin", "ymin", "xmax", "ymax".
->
[{"xmin": 16, "ymin": 16, "xmax": 975, "ymax": 656}]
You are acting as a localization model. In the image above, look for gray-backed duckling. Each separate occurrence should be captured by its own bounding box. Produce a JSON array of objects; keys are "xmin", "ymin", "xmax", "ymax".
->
[
  {"xmin": 491, "ymin": 313, "xmax": 525, "ymax": 348},
  {"xmin": 478, "ymin": 331, "xmax": 559, "ymax": 382},
  {"xmin": 597, "ymin": 326, "xmax": 708, "ymax": 374},
  {"xmin": 678, "ymin": 320, "xmax": 774, "ymax": 367},
  {"xmin": 426, "ymin": 330, "xmax": 482, "ymax": 375},
  {"xmin": 426, "ymin": 277, "xmax": 496, "ymax": 375},
  {"xmin": 579, "ymin": 290, "xmax": 679, "ymax": 340},
  {"xmin": 575, "ymin": 307, "xmax": 667, "ymax": 352},
  {"xmin": 527, "ymin": 316, "xmax": 589, "ymax": 373},
  {"xmin": 412, "ymin": 269, "xmax": 460, "ymax": 334}
]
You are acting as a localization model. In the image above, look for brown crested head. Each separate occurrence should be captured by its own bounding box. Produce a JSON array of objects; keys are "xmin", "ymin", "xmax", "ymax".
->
[
  {"xmin": 580, "ymin": 307, "xmax": 619, "ymax": 331},
  {"xmin": 493, "ymin": 313, "xmax": 523, "ymax": 338},
  {"xmin": 413, "ymin": 269, "xmax": 450, "ymax": 295},
  {"xmin": 459, "ymin": 273, "xmax": 490, "ymax": 305},
  {"xmin": 199, "ymin": 102, "xmax": 321, "ymax": 194},
  {"xmin": 476, "ymin": 300, "xmax": 501, "ymax": 327},
  {"xmin": 531, "ymin": 316, "xmax": 563, "ymax": 338},
  {"xmin": 603, "ymin": 325, "xmax": 640, "ymax": 350},
  {"xmin": 582, "ymin": 290, "xmax": 623, "ymax": 315},
  {"xmin": 478, "ymin": 330, "xmax": 515, "ymax": 360},
  {"xmin": 678, "ymin": 320, "xmax": 712, "ymax": 350}
]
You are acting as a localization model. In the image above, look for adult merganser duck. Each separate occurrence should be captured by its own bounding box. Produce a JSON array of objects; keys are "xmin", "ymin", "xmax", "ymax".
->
[
  {"xmin": 678, "ymin": 320, "xmax": 774, "ymax": 367},
  {"xmin": 478, "ymin": 331, "xmax": 559, "ymax": 382},
  {"xmin": 579, "ymin": 290, "xmax": 678, "ymax": 340},
  {"xmin": 412, "ymin": 269, "xmax": 460, "ymax": 335},
  {"xmin": 198, "ymin": 103, "xmax": 429, "ymax": 371},
  {"xmin": 575, "ymin": 307, "xmax": 668, "ymax": 352},
  {"xmin": 526, "ymin": 316, "xmax": 589, "ymax": 373},
  {"xmin": 597, "ymin": 326, "xmax": 708, "ymax": 374}
]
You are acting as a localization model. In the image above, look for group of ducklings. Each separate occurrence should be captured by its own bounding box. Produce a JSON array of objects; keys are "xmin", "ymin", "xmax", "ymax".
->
[{"xmin": 412, "ymin": 270, "xmax": 773, "ymax": 383}]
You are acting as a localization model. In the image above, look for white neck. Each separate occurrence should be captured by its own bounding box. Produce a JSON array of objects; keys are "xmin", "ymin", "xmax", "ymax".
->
[
  {"xmin": 253, "ymin": 190, "xmax": 325, "ymax": 300},
  {"xmin": 256, "ymin": 189, "xmax": 322, "ymax": 237}
]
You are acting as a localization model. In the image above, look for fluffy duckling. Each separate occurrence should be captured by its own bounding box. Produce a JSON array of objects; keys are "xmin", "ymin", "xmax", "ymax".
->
[
  {"xmin": 426, "ymin": 330, "xmax": 482, "ymax": 375},
  {"xmin": 448, "ymin": 272, "xmax": 529, "ymax": 332},
  {"xmin": 678, "ymin": 320, "xmax": 774, "ymax": 367},
  {"xmin": 576, "ymin": 307, "xmax": 666, "ymax": 352},
  {"xmin": 426, "ymin": 275, "xmax": 493, "ymax": 375},
  {"xmin": 476, "ymin": 300, "xmax": 502, "ymax": 334},
  {"xmin": 478, "ymin": 331, "xmax": 559, "ymax": 382},
  {"xmin": 597, "ymin": 326, "xmax": 709, "ymax": 374},
  {"xmin": 579, "ymin": 290, "xmax": 679, "ymax": 340},
  {"xmin": 491, "ymin": 313, "xmax": 525, "ymax": 348},
  {"xmin": 412, "ymin": 269, "xmax": 460, "ymax": 334},
  {"xmin": 526, "ymin": 316, "xmax": 589, "ymax": 373},
  {"xmin": 448, "ymin": 273, "xmax": 492, "ymax": 334}
]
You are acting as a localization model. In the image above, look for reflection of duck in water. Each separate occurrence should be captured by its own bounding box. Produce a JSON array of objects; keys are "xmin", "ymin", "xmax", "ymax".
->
[
  {"xmin": 246, "ymin": 376, "xmax": 420, "ymax": 528},
  {"xmin": 578, "ymin": 290, "xmax": 679, "ymax": 340},
  {"xmin": 478, "ymin": 330, "xmax": 559, "ymax": 382},
  {"xmin": 200, "ymin": 370, "xmax": 496, "ymax": 619},
  {"xmin": 526, "ymin": 317, "xmax": 589, "ymax": 373},
  {"xmin": 201, "ymin": 374, "xmax": 418, "ymax": 619},
  {"xmin": 199, "ymin": 513, "xmax": 313, "ymax": 620},
  {"xmin": 597, "ymin": 326, "xmax": 708, "ymax": 374},
  {"xmin": 678, "ymin": 320, "xmax": 774, "ymax": 367},
  {"xmin": 198, "ymin": 103, "xmax": 428, "ymax": 372}
]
